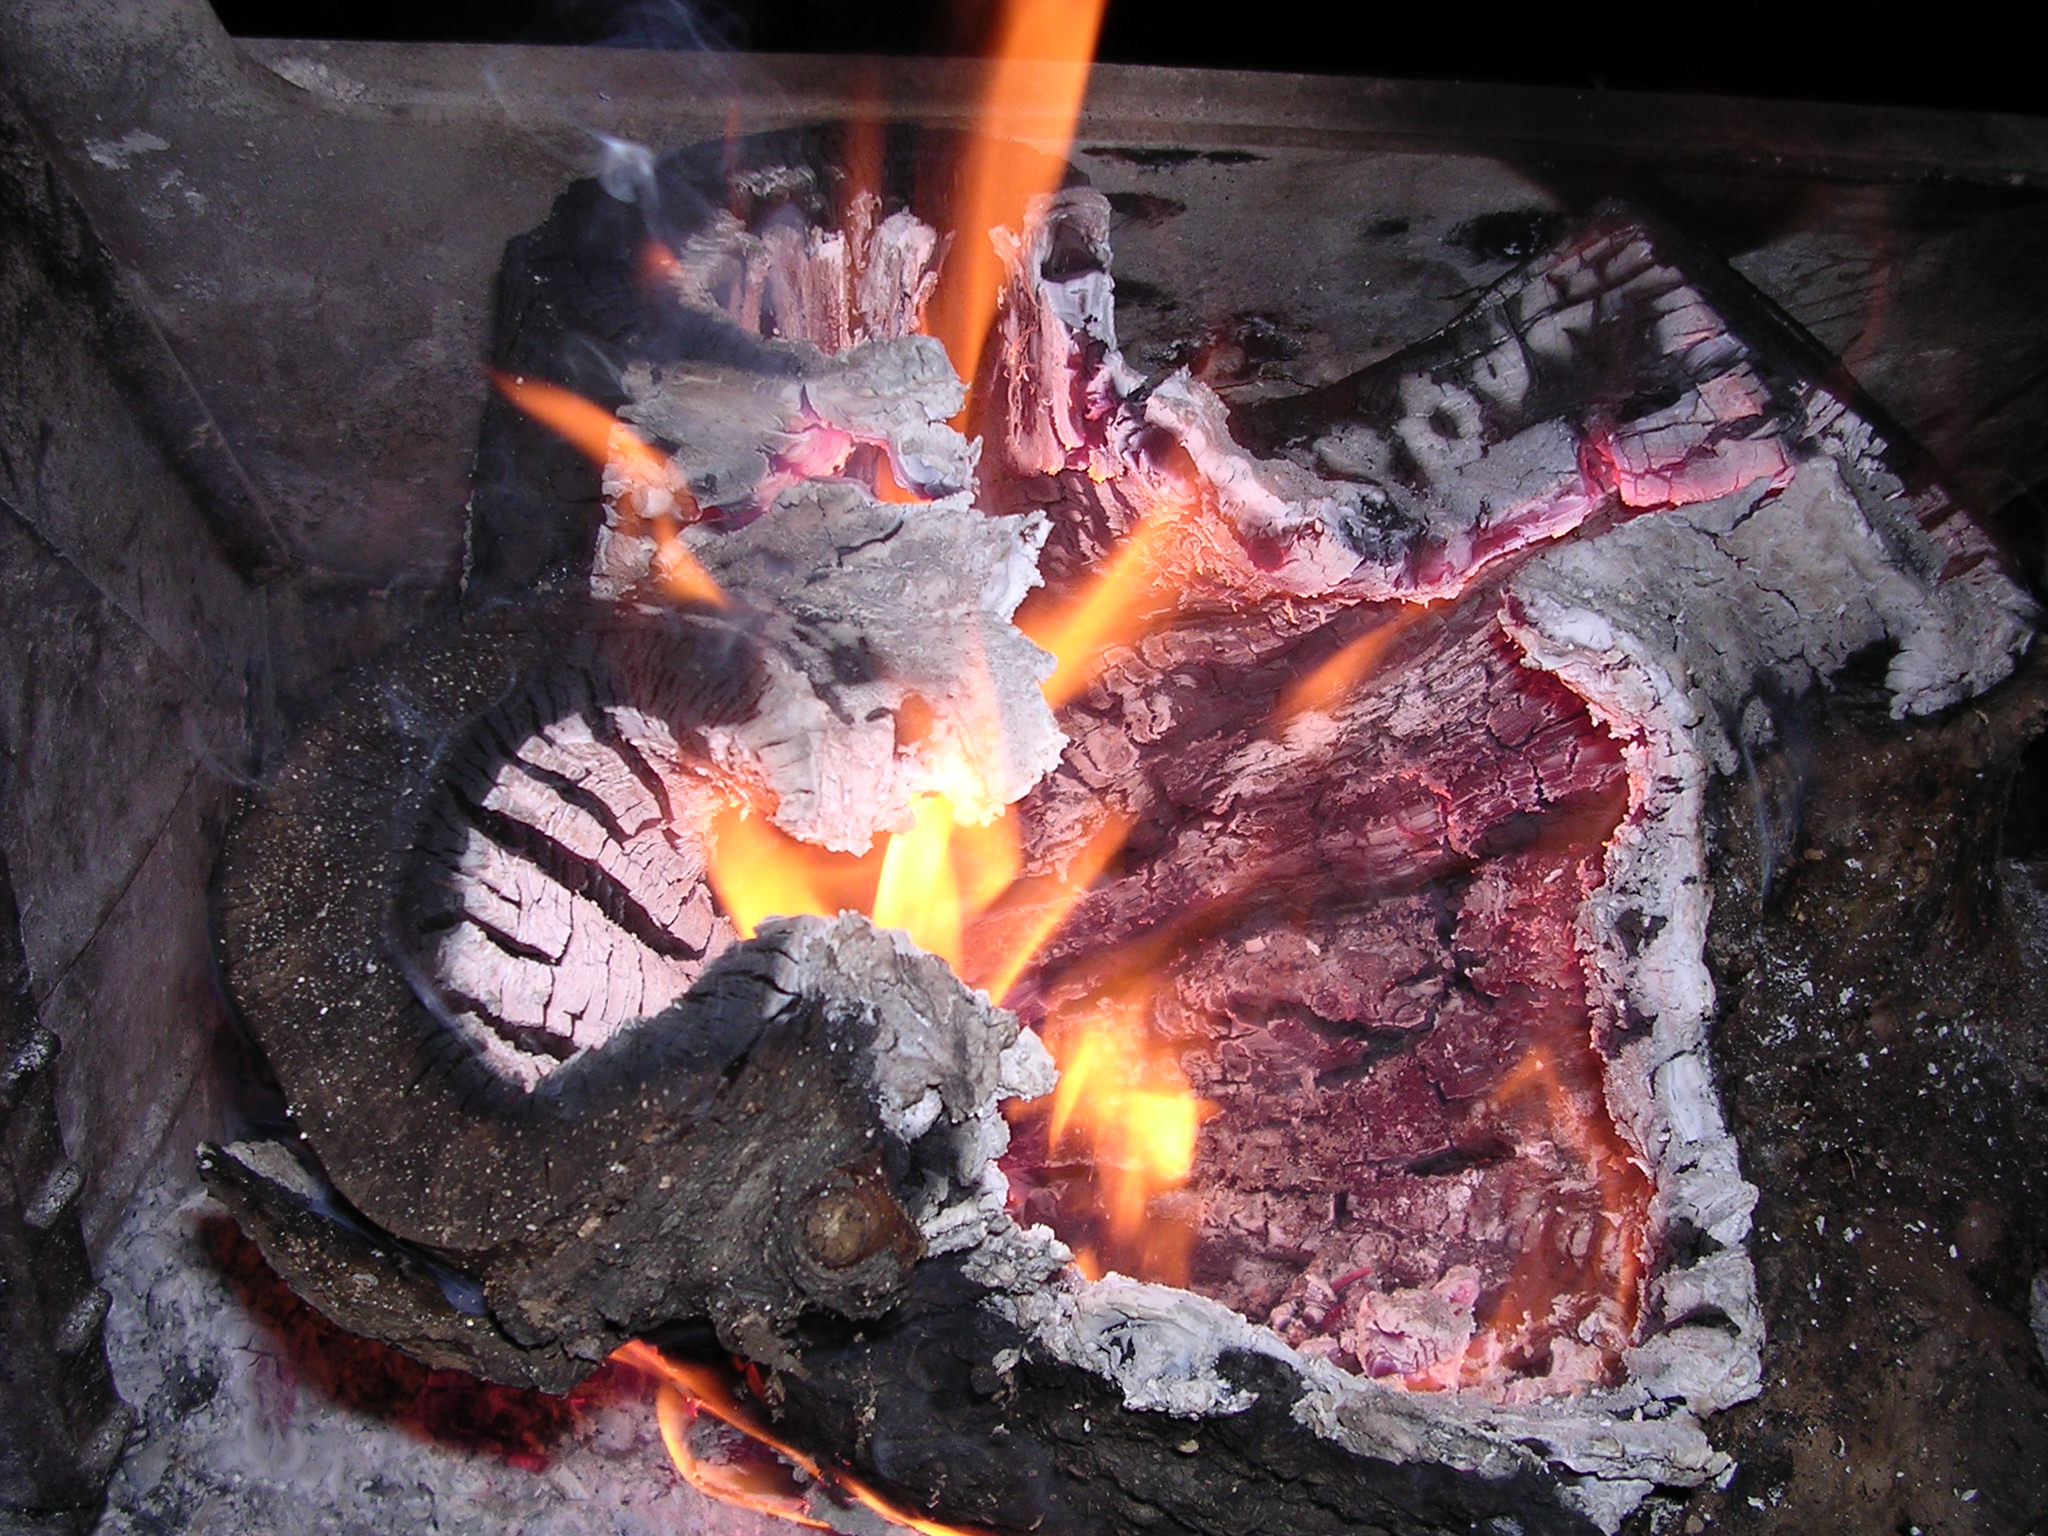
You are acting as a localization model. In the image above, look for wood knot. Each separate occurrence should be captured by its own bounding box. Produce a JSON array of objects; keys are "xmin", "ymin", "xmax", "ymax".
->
[{"xmin": 797, "ymin": 1168, "xmax": 920, "ymax": 1272}]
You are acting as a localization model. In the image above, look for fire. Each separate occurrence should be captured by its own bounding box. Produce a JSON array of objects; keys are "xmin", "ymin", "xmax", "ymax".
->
[
  {"xmin": 703, "ymin": 805, "xmax": 872, "ymax": 940},
  {"xmin": 617, "ymin": 1343, "xmax": 984, "ymax": 1535},
  {"xmin": 872, "ymin": 792, "xmax": 973, "ymax": 968},
  {"xmin": 1033, "ymin": 986, "xmax": 1213, "ymax": 1285},
  {"xmin": 704, "ymin": 789, "xmax": 1029, "ymax": 984},
  {"xmin": 1273, "ymin": 604, "xmax": 1434, "ymax": 724},
  {"xmin": 924, "ymin": 0, "xmax": 1108, "ymax": 391},
  {"xmin": 1450, "ymin": 1043, "xmax": 1650, "ymax": 1387},
  {"xmin": 487, "ymin": 370, "xmax": 725, "ymax": 607},
  {"xmin": 967, "ymin": 809, "xmax": 1129, "ymax": 1005},
  {"xmin": 1019, "ymin": 513, "xmax": 1179, "ymax": 707}
]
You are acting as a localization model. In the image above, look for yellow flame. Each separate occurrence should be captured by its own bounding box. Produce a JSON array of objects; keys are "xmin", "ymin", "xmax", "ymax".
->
[
  {"xmin": 487, "ymin": 370, "xmax": 725, "ymax": 608},
  {"xmin": 926, "ymin": 0, "xmax": 1108, "ymax": 392},
  {"xmin": 702, "ymin": 806, "xmax": 860, "ymax": 939},
  {"xmin": 1040, "ymin": 988, "xmax": 1213, "ymax": 1278},
  {"xmin": 872, "ymin": 793, "xmax": 969, "ymax": 968}
]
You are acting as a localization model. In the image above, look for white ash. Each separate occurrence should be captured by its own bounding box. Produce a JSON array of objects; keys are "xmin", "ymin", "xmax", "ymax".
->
[
  {"xmin": 758, "ymin": 915, "xmax": 1054, "ymax": 1253},
  {"xmin": 985, "ymin": 189, "xmax": 1141, "ymax": 485},
  {"xmin": 427, "ymin": 708, "xmax": 735, "ymax": 1087},
  {"xmin": 92, "ymin": 1175, "xmax": 779, "ymax": 1536},
  {"xmin": 657, "ymin": 195, "xmax": 942, "ymax": 354},
  {"xmin": 598, "ymin": 269, "xmax": 1061, "ymax": 852},
  {"xmin": 1490, "ymin": 402, "xmax": 2035, "ymax": 1430},
  {"xmin": 608, "ymin": 335, "xmax": 976, "ymax": 521},
  {"xmin": 1146, "ymin": 370, "xmax": 1466, "ymax": 598},
  {"xmin": 685, "ymin": 486, "xmax": 1060, "ymax": 851},
  {"xmin": 1800, "ymin": 398, "xmax": 2034, "ymax": 717}
]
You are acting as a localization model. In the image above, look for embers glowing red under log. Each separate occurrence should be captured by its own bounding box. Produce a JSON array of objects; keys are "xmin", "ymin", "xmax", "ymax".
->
[{"xmin": 995, "ymin": 601, "xmax": 1650, "ymax": 1398}]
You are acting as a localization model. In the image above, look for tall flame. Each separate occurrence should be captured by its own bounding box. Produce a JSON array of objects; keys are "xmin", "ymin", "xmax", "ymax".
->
[
  {"xmin": 487, "ymin": 370, "xmax": 726, "ymax": 608},
  {"xmin": 924, "ymin": 0, "xmax": 1107, "ymax": 392}
]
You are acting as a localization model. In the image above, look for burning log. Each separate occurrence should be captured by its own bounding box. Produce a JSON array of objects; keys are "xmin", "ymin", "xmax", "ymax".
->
[{"xmin": 209, "ymin": 125, "xmax": 2034, "ymax": 1536}]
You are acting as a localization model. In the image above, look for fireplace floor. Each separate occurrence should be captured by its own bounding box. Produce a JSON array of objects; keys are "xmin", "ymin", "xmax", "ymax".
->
[
  {"xmin": 1668, "ymin": 649, "xmax": 2048, "ymax": 1533},
  {"xmin": 92, "ymin": 1174, "xmax": 751, "ymax": 1536}
]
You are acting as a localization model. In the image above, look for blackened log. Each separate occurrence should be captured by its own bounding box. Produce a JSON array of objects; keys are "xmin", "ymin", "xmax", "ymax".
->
[
  {"xmin": 211, "ymin": 598, "xmax": 1026, "ymax": 1389},
  {"xmin": 759, "ymin": 1257, "xmax": 1599, "ymax": 1536}
]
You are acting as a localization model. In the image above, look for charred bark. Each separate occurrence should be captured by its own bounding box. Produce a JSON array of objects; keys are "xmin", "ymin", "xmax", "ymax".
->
[{"xmin": 210, "ymin": 599, "xmax": 1012, "ymax": 1389}]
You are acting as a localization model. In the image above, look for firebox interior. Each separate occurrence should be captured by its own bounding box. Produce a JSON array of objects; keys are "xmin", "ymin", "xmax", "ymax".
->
[{"xmin": 3, "ymin": 6, "xmax": 2048, "ymax": 1534}]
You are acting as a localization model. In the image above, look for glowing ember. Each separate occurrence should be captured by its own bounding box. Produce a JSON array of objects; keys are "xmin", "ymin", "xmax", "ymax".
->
[{"xmin": 1452, "ymin": 1043, "xmax": 1650, "ymax": 1389}]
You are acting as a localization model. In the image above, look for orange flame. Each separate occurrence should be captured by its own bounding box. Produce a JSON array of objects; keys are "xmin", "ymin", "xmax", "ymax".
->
[
  {"xmin": 487, "ymin": 370, "xmax": 725, "ymax": 607},
  {"xmin": 618, "ymin": 1343, "xmax": 985, "ymax": 1536},
  {"xmin": 705, "ymin": 789, "xmax": 1036, "ymax": 990},
  {"xmin": 1019, "ymin": 514, "xmax": 1178, "ymax": 708},
  {"xmin": 1035, "ymin": 986, "xmax": 1213, "ymax": 1284},
  {"xmin": 925, "ymin": 0, "xmax": 1107, "ymax": 392},
  {"xmin": 703, "ymin": 806, "xmax": 876, "ymax": 938},
  {"xmin": 968, "ymin": 810, "xmax": 1130, "ymax": 1005},
  {"xmin": 1273, "ymin": 605, "xmax": 1434, "ymax": 724},
  {"xmin": 653, "ymin": 1381, "xmax": 824, "ymax": 1528},
  {"xmin": 1451, "ymin": 1043, "xmax": 1650, "ymax": 1387}
]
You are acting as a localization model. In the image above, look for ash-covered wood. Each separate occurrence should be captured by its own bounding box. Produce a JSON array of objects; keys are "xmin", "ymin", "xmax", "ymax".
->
[
  {"xmin": 212, "ymin": 127, "xmax": 2037, "ymax": 1536},
  {"xmin": 211, "ymin": 599, "xmax": 1037, "ymax": 1391}
]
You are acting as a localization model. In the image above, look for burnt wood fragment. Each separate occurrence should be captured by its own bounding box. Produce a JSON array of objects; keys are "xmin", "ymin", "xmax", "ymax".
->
[{"xmin": 211, "ymin": 596, "xmax": 1028, "ymax": 1390}]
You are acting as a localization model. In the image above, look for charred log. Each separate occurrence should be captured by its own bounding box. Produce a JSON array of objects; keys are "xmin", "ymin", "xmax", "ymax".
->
[{"xmin": 211, "ymin": 599, "xmax": 1025, "ymax": 1390}]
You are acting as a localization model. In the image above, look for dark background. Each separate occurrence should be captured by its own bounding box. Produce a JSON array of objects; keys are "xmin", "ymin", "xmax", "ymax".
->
[{"xmin": 209, "ymin": 0, "xmax": 2043, "ymax": 117}]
